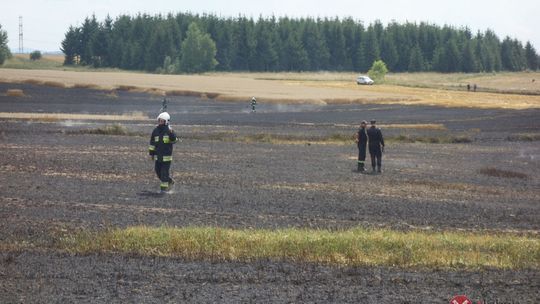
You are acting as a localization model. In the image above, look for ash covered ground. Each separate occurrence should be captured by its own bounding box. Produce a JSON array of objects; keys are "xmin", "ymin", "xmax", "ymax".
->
[{"xmin": 1, "ymin": 83, "xmax": 539, "ymax": 303}]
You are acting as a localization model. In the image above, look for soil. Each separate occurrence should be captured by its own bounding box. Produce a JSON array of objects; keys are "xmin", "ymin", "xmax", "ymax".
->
[{"xmin": 1, "ymin": 83, "xmax": 539, "ymax": 303}]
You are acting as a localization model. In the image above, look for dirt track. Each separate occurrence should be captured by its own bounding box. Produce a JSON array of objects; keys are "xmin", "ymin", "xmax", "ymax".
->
[{"xmin": 1, "ymin": 83, "xmax": 539, "ymax": 303}]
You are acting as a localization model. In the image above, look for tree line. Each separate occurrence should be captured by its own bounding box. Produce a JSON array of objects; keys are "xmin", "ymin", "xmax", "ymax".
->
[
  {"xmin": 0, "ymin": 24, "xmax": 12, "ymax": 65},
  {"xmin": 60, "ymin": 13, "xmax": 539, "ymax": 73}
]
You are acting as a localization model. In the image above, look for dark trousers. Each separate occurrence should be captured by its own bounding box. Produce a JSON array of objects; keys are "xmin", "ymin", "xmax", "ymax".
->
[
  {"xmin": 369, "ymin": 145, "xmax": 382, "ymax": 169},
  {"xmin": 154, "ymin": 161, "xmax": 172, "ymax": 189},
  {"xmin": 358, "ymin": 144, "xmax": 367, "ymax": 171}
]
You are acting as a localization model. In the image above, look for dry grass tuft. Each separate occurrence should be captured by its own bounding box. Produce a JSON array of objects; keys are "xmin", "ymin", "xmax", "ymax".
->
[
  {"xmin": 31, "ymin": 116, "xmax": 60, "ymax": 123},
  {"xmin": 205, "ymin": 92, "xmax": 220, "ymax": 99},
  {"xmin": 390, "ymin": 134, "xmax": 473, "ymax": 144},
  {"xmin": 507, "ymin": 133, "xmax": 540, "ymax": 142},
  {"xmin": 184, "ymin": 132, "xmax": 474, "ymax": 145},
  {"xmin": 42, "ymin": 81, "xmax": 66, "ymax": 88},
  {"xmin": 198, "ymin": 92, "xmax": 221, "ymax": 99},
  {"xmin": 61, "ymin": 225, "xmax": 540, "ymax": 270},
  {"xmin": 183, "ymin": 132, "xmax": 353, "ymax": 145},
  {"xmin": 71, "ymin": 83, "xmax": 100, "ymax": 90},
  {"xmin": 166, "ymin": 89, "xmax": 203, "ymax": 97},
  {"xmin": 104, "ymin": 91, "xmax": 118, "ymax": 99},
  {"xmin": 5, "ymin": 89, "xmax": 25, "ymax": 97},
  {"xmin": 382, "ymin": 124, "xmax": 447, "ymax": 130},
  {"xmin": 478, "ymin": 167, "xmax": 528, "ymax": 179},
  {"xmin": 68, "ymin": 124, "xmax": 140, "ymax": 136},
  {"xmin": 21, "ymin": 79, "xmax": 42, "ymax": 86},
  {"xmin": 0, "ymin": 112, "xmax": 148, "ymax": 121},
  {"xmin": 116, "ymin": 85, "xmax": 137, "ymax": 91},
  {"xmin": 144, "ymin": 88, "xmax": 166, "ymax": 96}
]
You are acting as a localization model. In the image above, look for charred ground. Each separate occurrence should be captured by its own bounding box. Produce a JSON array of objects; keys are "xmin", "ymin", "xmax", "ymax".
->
[{"xmin": 1, "ymin": 83, "xmax": 539, "ymax": 303}]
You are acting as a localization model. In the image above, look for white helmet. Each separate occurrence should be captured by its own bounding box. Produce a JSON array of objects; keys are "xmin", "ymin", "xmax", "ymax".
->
[
  {"xmin": 251, "ymin": 97, "xmax": 256, "ymax": 101},
  {"xmin": 157, "ymin": 112, "xmax": 170, "ymax": 125}
]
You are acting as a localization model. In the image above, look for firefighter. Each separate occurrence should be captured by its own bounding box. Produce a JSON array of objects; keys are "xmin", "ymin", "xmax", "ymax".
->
[
  {"xmin": 367, "ymin": 119, "xmax": 385, "ymax": 173},
  {"xmin": 149, "ymin": 112, "xmax": 178, "ymax": 193},
  {"xmin": 251, "ymin": 97, "xmax": 257, "ymax": 113},
  {"xmin": 355, "ymin": 120, "xmax": 368, "ymax": 172}
]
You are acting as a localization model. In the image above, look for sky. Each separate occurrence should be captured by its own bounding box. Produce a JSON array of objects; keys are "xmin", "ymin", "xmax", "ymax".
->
[{"xmin": 1, "ymin": 0, "xmax": 539, "ymax": 53}]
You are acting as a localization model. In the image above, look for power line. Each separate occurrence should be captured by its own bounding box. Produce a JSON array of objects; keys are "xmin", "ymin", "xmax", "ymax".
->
[{"xmin": 19, "ymin": 16, "xmax": 23, "ymax": 54}]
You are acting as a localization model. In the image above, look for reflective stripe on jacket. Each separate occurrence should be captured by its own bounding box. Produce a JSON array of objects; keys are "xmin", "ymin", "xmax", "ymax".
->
[{"xmin": 149, "ymin": 125, "xmax": 178, "ymax": 162}]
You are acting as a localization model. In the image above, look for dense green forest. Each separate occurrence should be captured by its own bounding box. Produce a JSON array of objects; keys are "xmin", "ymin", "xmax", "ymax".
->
[{"xmin": 60, "ymin": 13, "xmax": 540, "ymax": 73}]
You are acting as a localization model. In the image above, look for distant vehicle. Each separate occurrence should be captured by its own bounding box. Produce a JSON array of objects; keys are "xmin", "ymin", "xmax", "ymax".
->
[{"xmin": 356, "ymin": 75, "xmax": 374, "ymax": 85}]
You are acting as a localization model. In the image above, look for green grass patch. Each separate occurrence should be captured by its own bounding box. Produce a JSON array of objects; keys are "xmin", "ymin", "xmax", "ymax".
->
[
  {"xmin": 1, "ymin": 54, "xmax": 126, "ymax": 72},
  {"xmin": 2, "ymin": 55, "xmax": 63, "ymax": 70},
  {"xmin": 60, "ymin": 226, "xmax": 540, "ymax": 270}
]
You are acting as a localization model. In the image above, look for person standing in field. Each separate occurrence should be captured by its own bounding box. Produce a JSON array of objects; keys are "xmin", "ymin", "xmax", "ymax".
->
[
  {"xmin": 367, "ymin": 120, "xmax": 385, "ymax": 174},
  {"xmin": 149, "ymin": 112, "xmax": 178, "ymax": 193},
  {"xmin": 251, "ymin": 97, "xmax": 257, "ymax": 113},
  {"xmin": 355, "ymin": 120, "xmax": 368, "ymax": 172}
]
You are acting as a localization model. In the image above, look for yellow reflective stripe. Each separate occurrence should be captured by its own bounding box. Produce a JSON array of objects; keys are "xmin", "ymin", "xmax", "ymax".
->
[
  {"xmin": 160, "ymin": 182, "xmax": 169, "ymax": 188},
  {"xmin": 162, "ymin": 156, "xmax": 172, "ymax": 162},
  {"xmin": 163, "ymin": 135, "xmax": 170, "ymax": 143},
  {"xmin": 149, "ymin": 145, "xmax": 156, "ymax": 151},
  {"xmin": 154, "ymin": 136, "xmax": 159, "ymax": 142}
]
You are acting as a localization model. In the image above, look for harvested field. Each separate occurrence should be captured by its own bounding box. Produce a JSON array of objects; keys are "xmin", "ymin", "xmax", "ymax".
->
[
  {"xmin": 0, "ymin": 82, "xmax": 539, "ymax": 303},
  {"xmin": 248, "ymin": 71, "xmax": 540, "ymax": 95},
  {"xmin": 2, "ymin": 69, "xmax": 540, "ymax": 109}
]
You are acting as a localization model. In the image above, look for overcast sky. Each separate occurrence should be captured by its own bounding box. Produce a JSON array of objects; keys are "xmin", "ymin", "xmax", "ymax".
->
[{"xmin": 1, "ymin": 0, "xmax": 539, "ymax": 53}]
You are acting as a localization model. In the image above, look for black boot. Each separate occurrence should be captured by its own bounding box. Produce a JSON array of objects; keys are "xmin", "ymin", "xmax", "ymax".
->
[
  {"xmin": 357, "ymin": 162, "xmax": 365, "ymax": 172},
  {"xmin": 377, "ymin": 166, "xmax": 382, "ymax": 173}
]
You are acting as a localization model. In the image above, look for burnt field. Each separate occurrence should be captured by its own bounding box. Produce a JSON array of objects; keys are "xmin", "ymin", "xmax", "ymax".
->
[{"xmin": 1, "ymin": 82, "xmax": 539, "ymax": 303}]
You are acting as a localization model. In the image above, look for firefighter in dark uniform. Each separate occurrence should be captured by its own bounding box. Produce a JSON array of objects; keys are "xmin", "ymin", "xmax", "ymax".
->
[
  {"xmin": 367, "ymin": 119, "xmax": 385, "ymax": 173},
  {"xmin": 355, "ymin": 120, "xmax": 368, "ymax": 172},
  {"xmin": 149, "ymin": 112, "xmax": 178, "ymax": 193},
  {"xmin": 251, "ymin": 97, "xmax": 257, "ymax": 113}
]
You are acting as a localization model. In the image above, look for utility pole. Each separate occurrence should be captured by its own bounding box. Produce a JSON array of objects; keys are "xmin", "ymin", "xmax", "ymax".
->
[{"xmin": 19, "ymin": 16, "xmax": 23, "ymax": 54}]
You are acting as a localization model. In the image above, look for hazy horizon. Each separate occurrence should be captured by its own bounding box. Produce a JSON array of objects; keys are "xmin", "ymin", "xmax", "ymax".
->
[{"xmin": 1, "ymin": 0, "xmax": 539, "ymax": 53}]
